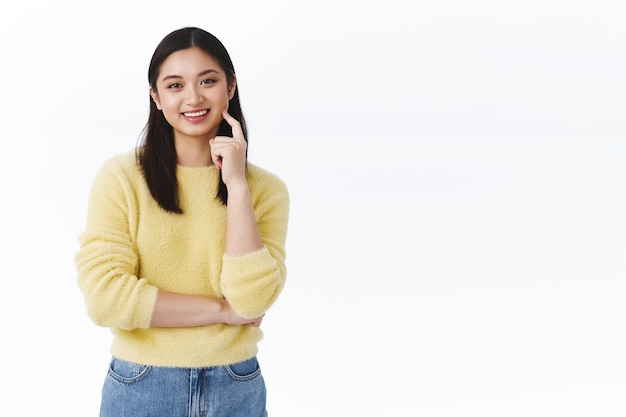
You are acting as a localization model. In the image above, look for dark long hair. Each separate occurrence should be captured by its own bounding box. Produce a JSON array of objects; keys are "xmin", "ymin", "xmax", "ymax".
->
[{"xmin": 137, "ymin": 27, "xmax": 248, "ymax": 213}]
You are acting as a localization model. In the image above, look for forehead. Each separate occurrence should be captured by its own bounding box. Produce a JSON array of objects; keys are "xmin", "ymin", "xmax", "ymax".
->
[{"xmin": 159, "ymin": 47, "xmax": 222, "ymax": 77}]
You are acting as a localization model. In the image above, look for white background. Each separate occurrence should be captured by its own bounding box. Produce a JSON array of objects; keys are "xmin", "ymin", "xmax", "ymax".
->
[{"xmin": 1, "ymin": 1, "xmax": 625, "ymax": 416}]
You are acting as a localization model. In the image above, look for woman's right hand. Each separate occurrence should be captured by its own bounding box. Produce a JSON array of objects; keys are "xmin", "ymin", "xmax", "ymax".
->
[{"xmin": 150, "ymin": 290, "xmax": 263, "ymax": 328}]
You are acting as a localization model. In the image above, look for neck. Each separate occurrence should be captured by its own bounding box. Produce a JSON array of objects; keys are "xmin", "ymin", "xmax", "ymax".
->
[{"xmin": 175, "ymin": 136, "xmax": 214, "ymax": 167}]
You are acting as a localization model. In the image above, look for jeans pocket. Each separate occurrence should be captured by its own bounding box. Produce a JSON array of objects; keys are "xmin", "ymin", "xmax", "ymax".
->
[
  {"xmin": 224, "ymin": 356, "xmax": 262, "ymax": 382},
  {"xmin": 107, "ymin": 357, "xmax": 152, "ymax": 384}
]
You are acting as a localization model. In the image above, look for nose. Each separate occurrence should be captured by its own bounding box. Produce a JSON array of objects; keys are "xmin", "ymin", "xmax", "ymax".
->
[{"xmin": 185, "ymin": 85, "xmax": 203, "ymax": 105}]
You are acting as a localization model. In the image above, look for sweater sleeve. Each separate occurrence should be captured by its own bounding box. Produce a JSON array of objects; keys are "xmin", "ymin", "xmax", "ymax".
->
[
  {"xmin": 74, "ymin": 158, "xmax": 159, "ymax": 330},
  {"xmin": 220, "ymin": 174, "xmax": 290, "ymax": 319}
]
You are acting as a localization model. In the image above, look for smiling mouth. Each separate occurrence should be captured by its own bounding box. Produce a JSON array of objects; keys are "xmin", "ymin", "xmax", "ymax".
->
[{"xmin": 183, "ymin": 110, "xmax": 209, "ymax": 117}]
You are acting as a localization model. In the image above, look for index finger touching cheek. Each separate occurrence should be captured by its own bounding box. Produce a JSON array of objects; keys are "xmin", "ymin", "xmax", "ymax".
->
[{"xmin": 221, "ymin": 109, "xmax": 244, "ymax": 139}]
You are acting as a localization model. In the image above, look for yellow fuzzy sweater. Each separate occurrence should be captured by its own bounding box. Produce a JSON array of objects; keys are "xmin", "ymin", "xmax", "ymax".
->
[{"xmin": 75, "ymin": 150, "xmax": 289, "ymax": 367}]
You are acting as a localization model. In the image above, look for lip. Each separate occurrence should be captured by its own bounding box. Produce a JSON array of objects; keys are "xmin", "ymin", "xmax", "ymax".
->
[{"xmin": 181, "ymin": 109, "xmax": 209, "ymax": 122}]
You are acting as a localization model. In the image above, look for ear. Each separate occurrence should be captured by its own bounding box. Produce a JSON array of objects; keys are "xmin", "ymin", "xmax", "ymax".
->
[
  {"xmin": 228, "ymin": 75, "xmax": 237, "ymax": 100},
  {"xmin": 149, "ymin": 87, "xmax": 162, "ymax": 110}
]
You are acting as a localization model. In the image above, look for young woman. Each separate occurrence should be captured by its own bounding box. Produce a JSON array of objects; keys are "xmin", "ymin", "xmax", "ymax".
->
[{"xmin": 75, "ymin": 27, "xmax": 289, "ymax": 417}]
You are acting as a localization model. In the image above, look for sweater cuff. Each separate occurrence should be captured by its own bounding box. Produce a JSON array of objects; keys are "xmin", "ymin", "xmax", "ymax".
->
[
  {"xmin": 221, "ymin": 246, "xmax": 273, "ymax": 277},
  {"xmin": 220, "ymin": 246, "xmax": 282, "ymax": 318}
]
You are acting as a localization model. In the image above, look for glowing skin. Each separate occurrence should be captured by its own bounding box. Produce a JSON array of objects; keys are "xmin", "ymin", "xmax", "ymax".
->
[{"xmin": 150, "ymin": 47, "xmax": 236, "ymax": 167}]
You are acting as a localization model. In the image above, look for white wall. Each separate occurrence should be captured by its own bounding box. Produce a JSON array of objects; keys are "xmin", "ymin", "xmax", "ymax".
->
[{"xmin": 1, "ymin": 1, "xmax": 624, "ymax": 416}]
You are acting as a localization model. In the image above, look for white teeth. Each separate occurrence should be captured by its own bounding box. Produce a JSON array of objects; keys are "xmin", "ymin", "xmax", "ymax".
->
[{"xmin": 184, "ymin": 110, "xmax": 208, "ymax": 117}]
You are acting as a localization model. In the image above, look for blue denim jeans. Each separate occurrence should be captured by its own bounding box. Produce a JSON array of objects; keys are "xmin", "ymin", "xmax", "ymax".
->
[{"xmin": 100, "ymin": 356, "xmax": 268, "ymax": 417}]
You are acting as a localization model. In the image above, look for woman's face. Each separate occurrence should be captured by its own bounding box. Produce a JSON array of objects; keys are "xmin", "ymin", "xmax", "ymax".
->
[{"xmin": 150, "ymin": 47, "xmax": 235, "ymax": 143}]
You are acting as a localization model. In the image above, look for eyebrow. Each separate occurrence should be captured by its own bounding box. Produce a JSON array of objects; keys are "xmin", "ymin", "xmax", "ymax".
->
[{"xmin": 161, "ymin": 69, "xmax": 220, "ymax": 82}]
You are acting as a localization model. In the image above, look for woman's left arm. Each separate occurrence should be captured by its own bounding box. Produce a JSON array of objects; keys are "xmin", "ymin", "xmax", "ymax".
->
[{"xmin": 210, "ymin": 110, "xmax": 290, "ymax": 319}]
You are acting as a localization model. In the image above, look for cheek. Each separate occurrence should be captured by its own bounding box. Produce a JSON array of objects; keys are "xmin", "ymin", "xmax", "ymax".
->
[
  {"xmin": 161, "ymin": 106, "xmax": 176, "ymax": 118},
  {"xmin": 213, "ymin": 87, "xmax": 231, "ymax": 103},
  {"xmin": 160, "ymin": 98, "xmax": 179, "ymax": 115},
  {"xmin": 160, "ymin": 103, "xmax": 181, "ymax": 125},
  {"xmin": 208, "ymin": 92, "xmax": 230, "ymax": 111}
]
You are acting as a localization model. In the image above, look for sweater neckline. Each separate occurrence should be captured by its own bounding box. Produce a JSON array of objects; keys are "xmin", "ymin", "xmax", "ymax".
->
[{"xmin": 176, "ymin": 164, "xmax": 219, "ymax": 171}]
